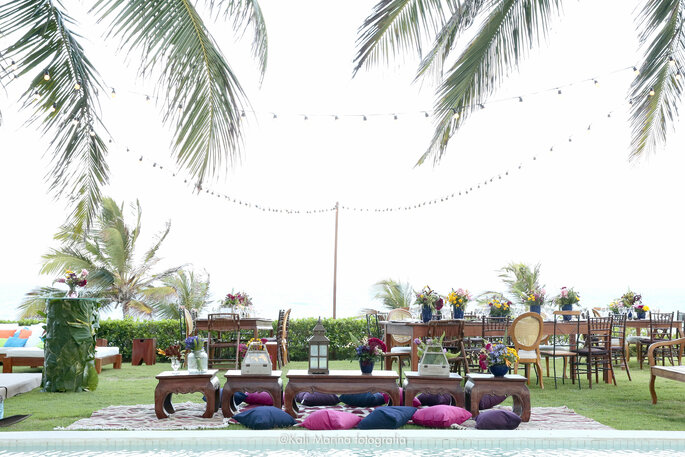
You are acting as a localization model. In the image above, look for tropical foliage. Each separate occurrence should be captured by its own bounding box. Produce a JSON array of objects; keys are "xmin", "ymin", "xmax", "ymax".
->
[
  {"xmin": 0, "ymin": 0, "xmax": 267, "ymax": 233},
  {"xmin": 498, "ymin": 262, "xmax": 544, "ymax": 306},
  {"xmin": 19, "ymin": 197, "xmax": 181, "ymax": 318},
  {"xmin": 152, "ymin": 270, "xmax": 211, "ymax": 319},
  {"xmin": 354, "ymin": 0, "xmax": 685, "ymax": 164},
  {"xmin": 372, "ymin": 278, "xmax": 415, "ymax": 309}
]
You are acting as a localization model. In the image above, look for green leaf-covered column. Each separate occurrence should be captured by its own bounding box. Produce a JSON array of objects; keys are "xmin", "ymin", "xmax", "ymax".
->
[{"xmin": 43, "ymin": 298, "xmax": 99, "ymax": 392}]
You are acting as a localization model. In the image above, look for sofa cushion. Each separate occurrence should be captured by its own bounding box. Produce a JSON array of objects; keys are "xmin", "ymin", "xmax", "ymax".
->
[
  {"xmin": 233, "ymin": 406, "xmax": 296, "ymax": 430},
  {"xmin": 4, "ymin": 336, "xmax": 28, "ymax": 347},
  {"xmin": 412, "ymin": 405, "xmax": 471, "ymax": 428},
  {"xmin": 301, "ymin": 409, "xmax": 361, "ymax": 430},
  {"xmin": 0, "ymin": 330, "xmax": 17, "ymax": 339}
]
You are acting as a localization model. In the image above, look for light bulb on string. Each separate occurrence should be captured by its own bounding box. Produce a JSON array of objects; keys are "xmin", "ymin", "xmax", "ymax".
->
[
  {"xmin": 304, "ymin": 115, "xmax": 308, "ymax": 121},
  {"xmin": 594, "ymin": 79, "xmax": 599, "ymax": 87},
  {"xmin": 10, "ymin": 60, "xmax": 16, "ymax": 71},
  {"xmin": 633, "ymin": 66, "xmax": 640, "ymax": 76},
  {"xmin": 74, "ymin": 81, "xmax": 81, "ymax": 91},
  {"xmin": 49, "ymin": 103, "xmax": 57, "ymax": 113},
  {"xmin": 557, "ymin": 88, "xmax": 562, "ymax": 95},
  {"xmin": 110, "ymin": 88, "xmax": 116, "ymax": 98},
  {"xmin": 676, "ymin": 72, "xmax": 681, "ymax": 81},
  {"xmin": 43, "ymin": 70, "xmax": 50, "ymax": 81},
  {"xmin": 177, "ymin": 104, "xmax": 183, "ymax": 114},
  {"xmin": 89, "ymin": 129, "xmax": 96, "ymax": 137},
  {"xmin": 669, "ymin": 56, "xmax": 676, "ymax": 67},
  {"xmin": 363, "ymin": 115, "xmax": 367, "ymax": 121},
  {"xmin": 145, "ymin": 95, "xmax": 151, "ymax": 102},
  {"xmin": 334, "ymin": 115, "xmax": 339, "ymax": 120},
  {"xmin": 272, "ymin": 113, "xmax": 277, "ymax": 119},
  {"xmin": 649, "ymin": 87, "xmax": 655, "ymax": 96},
  {"xmin": 424, "ymin": 111, "xmax": 429, "ymax": 118},
  {"xmin": 33, "ymin": 91, "xmax": 40, "ymax": 101},
  {"xmin": 241, "ymin": 110, "xmax": 246, "ymax": 117},
  {"xmin": 393, "ymin": 114, "xmax": 398, "ymax": 120},
  {"xmin": 518, "ymin": 96, "xmax": 523, "ymax": 102}
]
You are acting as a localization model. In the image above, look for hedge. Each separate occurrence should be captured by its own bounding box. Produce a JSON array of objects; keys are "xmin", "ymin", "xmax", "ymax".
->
[{"xmin": 2, "ymin": 316, "xmax": 370, "ymax": 362}]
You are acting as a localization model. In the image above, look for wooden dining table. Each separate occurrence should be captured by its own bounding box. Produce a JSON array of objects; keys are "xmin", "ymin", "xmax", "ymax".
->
[
  {"xmin": 195, "ymin": 317, "xmax": 274, "ymax": 338},
  {"xmin": 382, "ymin": 318, "xmax": 684, "ymax": 372}
]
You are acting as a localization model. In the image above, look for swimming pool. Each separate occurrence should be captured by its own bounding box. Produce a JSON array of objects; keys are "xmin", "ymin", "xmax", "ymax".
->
[{"xmin": 1, "ymin": 430, "xmax": 684, "ymax": 456}]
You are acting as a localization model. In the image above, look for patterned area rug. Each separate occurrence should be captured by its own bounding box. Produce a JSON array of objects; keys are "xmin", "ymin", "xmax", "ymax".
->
[{"xmin": 59, "ymin": 402, "xmax": 612, "ymax": 431}]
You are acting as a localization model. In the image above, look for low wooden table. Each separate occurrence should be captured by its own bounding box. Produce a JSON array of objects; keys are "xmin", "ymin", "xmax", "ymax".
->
[
  {"xmin": 154, "ymin": 369, "xmax": 220, "ymax": 419},
  {"xmin": 403, "ymin": 371, "xmax": 464, "ymax": 407},
  {"xmin": 284, "ymin": 369, "xmax": 400, "ymax": 418},
  {"xmin": 464, "ymin": 373, "xmax": 531, "ymax": 422},
  {"xmin": 222, "ymin": 370, "xmax": 283, "ymax": 418}
]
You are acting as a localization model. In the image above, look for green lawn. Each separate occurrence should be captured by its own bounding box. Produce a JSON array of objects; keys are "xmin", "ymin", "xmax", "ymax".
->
[{"xmin": 3, "ymin": 358, "xmax": 685, "ymax": 431}]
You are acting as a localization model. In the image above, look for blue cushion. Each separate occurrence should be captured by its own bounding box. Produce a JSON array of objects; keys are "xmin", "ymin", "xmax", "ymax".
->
[
  {"xmin": 4, "ymin": 336, "xmax": 27, "ymax": 347},
  {"xmin": 358, "ymin": 406, "xmax": 417, "ymax": 429},
  {"xmin": 301, "ymin": 392, "xmax": 340, "ymax": 406},
  {"xmin": 233, "ymin": 391, "xmax": 248, "ymax": 404},
  {"xmin": 339, "ymin": 392, "xmax": 385, "ymax": 407},
  {"xmin": 233, "ymin": 406, "xmax": 296, "ymax": 430},
  {"xmin": 475, "ymin": 409, "xmax": 521, "ymax": 430}
]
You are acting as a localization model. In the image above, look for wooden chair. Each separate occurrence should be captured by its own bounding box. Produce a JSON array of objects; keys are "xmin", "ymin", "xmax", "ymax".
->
[
  {"xmin": 511, "ymin": 312, "xmax": 544, "ymax": 389},
  {"xmin": 572, "ymin": 316, "xmax": 616, "ymax": 388},
  {"xmin": 610, "ymin": 313, "xmax": 631, "ymax": 381},
  {"xmin": 206, "ymin": 313, "xmax": 241, "ymax": 369},
  {"xmin": 540, "ymin": 310, "xmax": 581, "ymax": 388},
  {"xmin": 277, "ymin": 308, "xmax": 291, "ymax": 368},
  {"xmin": 638, "ymin": 312, "xmax": 676, "ymax": 369},
  {"xmin": 426, "ymin": 319, "xmax": 470, "ymax": 375},
  {"xmin": 382, "ymin": 308, "xmax": 413, "ymax": 381}
]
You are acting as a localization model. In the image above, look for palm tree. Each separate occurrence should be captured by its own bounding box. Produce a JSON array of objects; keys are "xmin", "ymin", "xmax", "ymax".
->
[
  {"xmin": 373, "ymin": 278, "xmax": 415, "ymax": 309},
  {"xmin": 354, "ymin": 1, "xmax": 683, "ymax": 164},
  {"xmin": 151, "ymin": 269, "xmax": 211, "ymax": 319},
  {"xmin": 20, "ymin": 197, "xmax": 182, "ymax": 318},
  {"xmin": 498, "ymin": 262, "xmax": 543, "ymax": 304},
  {"xmin": 0, "ymin": 0, "xmax": 267, "ymax": 234}
]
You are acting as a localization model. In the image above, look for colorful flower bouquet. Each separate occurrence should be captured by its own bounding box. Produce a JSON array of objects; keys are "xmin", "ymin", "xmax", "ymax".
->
[
  {"xmin": 223, "ymin": 291, "xmax": 253, "ymax": 317},
  {"xmin": 479, "ymin": 341, "xmax": 519, "ymax": 375},
  {"xmin": 447, "ymin": 288, "xmax": 471, "ymax": 318},
  {"xmin": 157, "ymin": 344, "xmax": 183, "ymax": 359},
  {"xmin": 55, "ymin": 269, "xmax": 89, "ymax": 297},
  {"xmin": 555, "ymin": 286, "xmax": 580, "ymax": 309},
  {"xmin": 608, "ymin": 300, "xmax": 625, "ymax": 314},
  {"xmin": 525, "ymin": 288, "xmax": 547, "ymax": 310},
  {"xmin": 633, "ymin": 304, "xmax": 650, "ymax": 316},
  {"xmin": 352, "ymin": 335, "xmax": 386, "ymax": 362},
  {"xmin": 185, "ymin": 335, "xmax": 204, "ymax": 352},
  {"xmin": 416, "ymin": 286, "xmax": 444, "ymax": 322},
  {"xmin": 488, "ymin": 297, "xmax": 512, "ymax": 317}
]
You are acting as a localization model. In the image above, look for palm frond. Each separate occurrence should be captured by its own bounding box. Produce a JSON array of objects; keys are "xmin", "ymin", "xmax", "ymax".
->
[
  {"xmin": 373, "ymin": 278, "xmax": 414, "ymax": 309},
  {"xmin": 143, "ymin": 221, "xmax": 172, "ymax": 264},
  {"xmin": 40, "ymin": 247, "xmax": 94, "ymax": 276},
  {"xmin": 353, "ymin": 0, "xmax": 448, "ymax": 76},
  {"xmin": 0, "ymin": 0, "xmax": 109, "ymax": 234},
  {"xmin": 18, "ymin": 286, "xmax": 64, "ymax": 319},
  {"xmin": 93, "ymin": 0, "xmax": 247, "ymax": 186},
  {"xmin": 207, "ymin": 0, "xmax": 268, "ymax": 79},
  {"xmin": 629, "ymin": 0, "xmax": 684, "ymax": 159},
  {"xmin": 418, "ymin": 0, "xmax": 562, "ymax": 165}
]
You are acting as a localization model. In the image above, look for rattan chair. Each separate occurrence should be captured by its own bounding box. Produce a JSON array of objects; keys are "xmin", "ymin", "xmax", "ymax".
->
[{"xmin": 511, "ymin": 312, "xmax": 544, "ymax": 389}]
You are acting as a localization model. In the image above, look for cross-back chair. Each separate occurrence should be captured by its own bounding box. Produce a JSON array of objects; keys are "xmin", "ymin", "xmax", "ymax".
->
[
  {"xmin": 638, "ymin": 312, "xmax": 676, "ymax": 369},
  {"xmin": 572, "ymin": 316, "xmax": 616, "ymax": 388}
]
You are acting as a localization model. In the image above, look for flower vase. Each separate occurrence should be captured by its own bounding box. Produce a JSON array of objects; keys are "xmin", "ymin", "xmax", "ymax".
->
[
  {"xmin": 489, "ymin": 364, "xmax": 509, "ymax": 377},
  {"xmin": 452, "ymin": 305, "xmax": 464, "ymax": 319},
  {"xmin": 359, "ymin": 359, "xmax": 374, "ymax": 374},
  {"xmin": 529, "ymin": 305, "xmax": 541, "ymax": 314},
  {"xmin": 421, "ymin": 305, "xmax": 432, "ymax": 323},
  {"xmin": 435, "ymin": 310, "xmax": 442, "ymax": 320},
  {"xmin": 170, "ymin": 356, "xmax": 181, "ymax": 372},
  {"xmin": 187, "ymin": 351, "xmax": 198, "ymax": 373},
  {"xmin": 628, "ymin": 310, "xmax": 633, "ymax": 319},
  {"xmin": 194, "ymin": 350, "xmax": 208, "ymax": 373},
  {"xmin": 636, "ymin": 311, "xmax": 646, "ymax": 319},
  {"xmin": 561, "ymin": 304, "xmax": 573, "ymax": 320}
]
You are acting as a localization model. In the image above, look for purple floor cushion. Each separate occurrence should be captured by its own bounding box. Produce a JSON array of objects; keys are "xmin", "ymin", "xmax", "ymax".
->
[
  {"xmin": 339, "ymin": 392, "xmax": 385, "ymax": 407},
  {"xmin": 301, "ymin": 409, "xmax": 362, "ymax": 430},
  {"xmin": 233, "ymin": 406, "xmax": 296, "ymax": 430},
  {"xmin": 358, "ymin": 406, "xmax": 417, "ymax": 429},
  {"xmin": 412, "ymin": 405, "xmax": 471, "ymax": 428},
  {"xmin": 475, "ymin": 409, "xmax": 521, "ymax": 430},
  {"xmin": 244, "ymin": 391, "xmax": 274, "ymax": 405},
  {"xmin": 416, "ymin": 393, "xmax": 452, "ymax": 406},
  {"xmin": 300, "ymin": 392, "xmax": 340, "ymax": 406},
  {"xmin": 479, "ymin": 394, "xmax": 507, "ymax": 410}
]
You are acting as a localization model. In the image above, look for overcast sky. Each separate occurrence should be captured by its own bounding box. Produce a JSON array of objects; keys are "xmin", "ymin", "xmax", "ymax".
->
[{"xmin": 1, "ymin": 0, "xmax": 684, "ymax": 321}]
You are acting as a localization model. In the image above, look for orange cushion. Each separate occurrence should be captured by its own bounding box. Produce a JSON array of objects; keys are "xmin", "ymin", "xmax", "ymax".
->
[
  {"xmin": 18, "ymin": 329, "xmax": 32, "ymax": 338},
  {"xmin": 0, "ymin": 330, "xmax": 17, "ymax": 338}
]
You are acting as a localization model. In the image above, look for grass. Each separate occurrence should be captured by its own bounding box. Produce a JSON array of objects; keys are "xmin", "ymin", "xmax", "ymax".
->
[{"xmin": 3, "ymin": 358, "xmax": 685, "ymax": 431}]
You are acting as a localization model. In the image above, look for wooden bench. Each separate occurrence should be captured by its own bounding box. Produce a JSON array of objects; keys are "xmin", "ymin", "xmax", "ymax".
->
[{"xmin": 648, "ymin": 337, "xmax": 685, "ymax": 404}]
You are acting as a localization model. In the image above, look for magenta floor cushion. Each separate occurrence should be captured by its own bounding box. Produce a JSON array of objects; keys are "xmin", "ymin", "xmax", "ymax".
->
[
  {"xmin": 412, "ymin": 405, "xmax": 471, "ymax": 428},
  {"xmin": 301, "ymin": 409, "xmax": 362, "ymax": 430}
]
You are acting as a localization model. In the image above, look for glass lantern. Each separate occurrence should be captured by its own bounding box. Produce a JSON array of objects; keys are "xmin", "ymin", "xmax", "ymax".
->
[
  {"xmin": 418, "ymin": 343, "xmax": 450, "ymax": 377},
  {"xmin": 307, "ymin": 318, "xmax": 330, "ymax": 374}
]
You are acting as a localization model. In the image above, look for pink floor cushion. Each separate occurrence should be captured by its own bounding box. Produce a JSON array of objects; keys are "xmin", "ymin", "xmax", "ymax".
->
[
  {"xmin": 412, "ymin": 396, "xmax": 421, "ymax": 407},
  {"xmin": 244, "ymin": 391, "xmax": 274, "ymax": 405},
  {"xmin": 475, "ymin": 409, "xmax": 521, "ymax": 430},
  {"xmin": 301, "ymin": 409, "xmax": 362, "ymax": 430},
  {"xmin": 412, "ymin": 405, "xmax": 472, "ymax": 428},
  {"xmin": 479, "ymin": 394, "xmax": 507, "ymax": 410},
  {"xmin": 417, "ymin": 393, "xmax": 451, "ymax": 406}
]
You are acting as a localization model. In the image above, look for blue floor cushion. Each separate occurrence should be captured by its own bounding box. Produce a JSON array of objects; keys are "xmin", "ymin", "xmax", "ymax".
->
[
  {"xmin": 233, "ymin": 406, "xmax": 296, "ymax": 430},
  {"xmin": 358, "ymin": 406, "xmax": 417, "ymax": 429},
  {"xmin": 339, "ymin": 392, "xmax": 385, "ymax": 407}
]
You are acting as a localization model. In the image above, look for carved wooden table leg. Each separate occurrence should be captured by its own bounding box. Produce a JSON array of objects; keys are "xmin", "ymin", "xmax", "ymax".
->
[
  {"xmin": 464, "ymin": 373, "xmax": 531, "ymax": 422},
  {"xmin": 403, "ymin": 372, "xmax": 464, "ymax": 407},
  {"xmin": 221, "ymin": 371, "xmax": 283, "ymax": 418},
  {"xmin": 154, "ymin": 370, "xmax": 219, "ymax": 420}
]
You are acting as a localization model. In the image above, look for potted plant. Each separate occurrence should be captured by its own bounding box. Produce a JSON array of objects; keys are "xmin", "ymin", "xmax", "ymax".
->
[
  {"xmin": 415, "ymin": 286, "xmax": 444, "ymax": 323},
  {"xmin": 349, "ymin": 334, "xmax": 386, "ymax": 374},
  {"xmin": 478, "ymin": 341, "xmax": 519, "ymax": 377},
  {"xmin": 555, "ymin": 286, "xmax": 580, "ymax": 320},
  {"xmin": 447, "ymin": 288, "xmax": 471, "ymax": 319}
]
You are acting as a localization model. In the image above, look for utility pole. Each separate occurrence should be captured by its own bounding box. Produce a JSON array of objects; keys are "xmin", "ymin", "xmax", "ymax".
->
[{"xmin": 333, "ymin": 201, "xmax": 339, "ymax": 319}]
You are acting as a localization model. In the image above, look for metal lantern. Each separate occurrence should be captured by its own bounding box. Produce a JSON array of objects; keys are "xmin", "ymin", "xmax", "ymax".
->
[
  {"xmin": 418, "ymin": 342, "xmax": 450, "ymax": 377},
  {"xmin": 307, "ymin": 318, "xmax": 330, "ymax": 374},
  {"xmin": 241, "ymin": 341, "xmax": 272, "ymax": 375}
]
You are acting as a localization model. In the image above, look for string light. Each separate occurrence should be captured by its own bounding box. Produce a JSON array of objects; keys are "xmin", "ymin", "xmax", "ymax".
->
[
  {"xmin": 177, "ymin": 104, "xmax": 183, "ymax": 114},
  {"xmin": 49, "ymin": 103, "xmax": 57, "ymax": 113},
  {"xmin": 649, "ymin": 87, "xmax": 655, "ymax": 96},
  {"xmin": 594, "ymin": 79, "xmax": 600, "ymax": 87},
  {"xmin": 110, "ymin": 88, "xmax": 116, "ymax": 98},
  {"xmin": 557, "ymin": 89, "xmax": 562, "ymax": 95},
  {"xmin": 74, "ymin": 81, "xmax": 81, "ymax": 91},
  {"xmin": 518, "ymin": 96, "xmax": 523, "ymax": 102},
  {"xmin": 145, "ymin": 95, "xmax": 151, "ymax": 102},
  {"xmin": 676, "ymin": 72, "xmax": 681, "ymax": 81},
  {"xmin": 633, "ymin": 66, "xmax": 640, "ymax": 76},
  {"xmin": 89, "ymin": 129, "xmax": 96, "ymax": 137},
  {"xmin": 33, "ymin": 91, "xmax": 40, "ymax": 101},
  {"xmin": 10, "ymin": 60, "xmax": 16, "ymax": 71},
  {"xmin": 669, "ymin": 56, "xmax": 676, "ymax": 67},
  {"xmin": 363, "ymin": 115, "xmax": 367, "ymax": 121},
  {"xmin": 424, "ymin": 112, "xmax": 429, "ymax": 118},
  {"xmin": 43, "ymin": 70, "xmax": 50, "ymax": 81}
]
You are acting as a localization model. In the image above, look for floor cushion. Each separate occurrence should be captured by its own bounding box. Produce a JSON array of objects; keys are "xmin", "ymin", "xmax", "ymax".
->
[
  {"xmin": 233, "ymin": 391, "xmax": 248, "ymax": 404},
  {"xmin": 475, "ymin": 409, "xmax": 522, "ymax": 430},
  {"xmin": 412, "ymin": 405, "xmax": 471, "ymax": 428},
  {"xmin": 417, "ymin": 392, "xmax": 452, "ymax": 406},
  {"xmin": 301, "ymin": 409, "xmax": 361, "ymax": 430},
  {"xmin": 479, "ymin": 394, "xmax": 507, "ymax": 410},
  {"xmin": 244, "ymin": 391, "xmax": 275, "ymax": 405},
  {"xmin": 358, "ymin": 406, "xmax": 417, "ymax": 429},
  {"xmin": 233, "ymin": 406, "xmax": 296, "ymax": 430},
  {"xmin": 339, "ymin": 392, "xmax": 386, "ymax": 407},
  {"xmin": 300, "ymin": 392, "xmax": 340, "ymax": 406}
]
